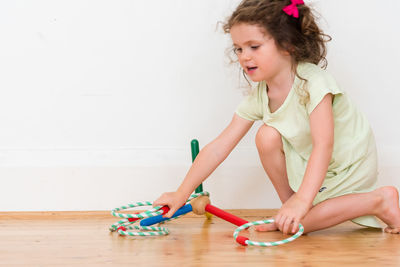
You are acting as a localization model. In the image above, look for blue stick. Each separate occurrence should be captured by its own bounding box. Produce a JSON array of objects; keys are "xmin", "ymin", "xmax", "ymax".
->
[{"xmin": 140, "ymin": 204, "xmax": 193, "ymax": 226}]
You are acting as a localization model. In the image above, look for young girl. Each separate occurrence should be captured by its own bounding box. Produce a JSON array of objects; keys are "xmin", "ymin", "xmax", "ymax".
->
[{"xmin": 154, "ymin": 0, "xmax": 400, "ymax": 235}]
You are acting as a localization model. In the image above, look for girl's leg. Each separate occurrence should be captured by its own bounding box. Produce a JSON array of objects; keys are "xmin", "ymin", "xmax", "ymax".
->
[
  {"xmin": 255, "ymin": 124, "xmax": 294, "ymax": 203},
  {"xmin": 300, "ymin": 186, "xmax": 400, "ymax": 234},
  {"xmin": 255, "ymin": 124, "xmax": 400, "ymax": 234},
  {"xmin": 255, "ymin": 124, "xmax": 292, "ymax": 232},
  {"xmin": 258, "ymin": 186, "xmax": 400, "ymax": 234}
]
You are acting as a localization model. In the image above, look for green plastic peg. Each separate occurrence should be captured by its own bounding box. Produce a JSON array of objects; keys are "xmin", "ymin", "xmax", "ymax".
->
[{"xmin": 191, "ymin": 139, "xmax": 203, "ymax": 193}]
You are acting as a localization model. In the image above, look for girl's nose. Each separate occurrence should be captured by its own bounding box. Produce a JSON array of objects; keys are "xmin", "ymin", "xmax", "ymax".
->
[{"xmin": 240, "ymin": 49, "xmax": 251, "ymax": 61}]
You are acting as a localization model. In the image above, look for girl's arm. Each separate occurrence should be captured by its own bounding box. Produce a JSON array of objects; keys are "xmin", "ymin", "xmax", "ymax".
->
[
  {"xmin": 276, "ymin": 93, "xmax": 334, "ymax": 234},
  {"xmin": 153, "ymin": 114, "xmax": 254, "ymax": 217},
  {"xmin": 296, "ymin": 93, "xmax": 334, "ymax": 203}
]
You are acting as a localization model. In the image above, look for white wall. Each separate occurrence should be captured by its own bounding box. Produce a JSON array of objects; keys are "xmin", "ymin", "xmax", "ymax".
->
[{"xmin": 0, "ymin": 0, "xmax": 399, "ymax": 211}]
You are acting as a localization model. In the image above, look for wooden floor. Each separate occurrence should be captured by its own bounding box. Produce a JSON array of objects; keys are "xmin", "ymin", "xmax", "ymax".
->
[{"xmin": 1, "ymin": 210, "xmax": 400, "ymax": 266}]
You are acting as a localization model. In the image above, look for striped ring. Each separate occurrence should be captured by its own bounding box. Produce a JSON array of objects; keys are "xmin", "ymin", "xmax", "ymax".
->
[
  {"xmin": 233, "ymin": 219, "xmax": 304, "ymax": 247},
  {"xmin": 109, "ymin": 192, "xmax": 210, "ymax": 236}
]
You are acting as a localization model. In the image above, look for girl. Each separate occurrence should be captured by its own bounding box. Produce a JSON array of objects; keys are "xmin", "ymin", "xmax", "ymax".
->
[{"xmin": 153, "ymin": 0, "xmax": 400, "ymax": 235}]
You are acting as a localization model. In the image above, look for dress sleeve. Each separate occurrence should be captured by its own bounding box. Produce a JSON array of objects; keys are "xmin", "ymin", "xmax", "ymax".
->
[
  {"xmin": 306, "ymin": 70, "xmax": 344, "ymax": 114},
  {"xmin": 235, "ymin": 85, "xmax": 264, "ymax": 121}
]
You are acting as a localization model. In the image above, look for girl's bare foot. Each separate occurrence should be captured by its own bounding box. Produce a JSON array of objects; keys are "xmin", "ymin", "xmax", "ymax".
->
[{"xmin": 375, "ymin": 186, "xmax": 400, "ymax": 234}]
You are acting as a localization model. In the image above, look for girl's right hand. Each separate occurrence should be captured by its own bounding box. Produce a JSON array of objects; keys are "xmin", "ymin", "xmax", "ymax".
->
[{"xmin": 152, "ymin": 191, "xmax": 188, "ymax": 218}]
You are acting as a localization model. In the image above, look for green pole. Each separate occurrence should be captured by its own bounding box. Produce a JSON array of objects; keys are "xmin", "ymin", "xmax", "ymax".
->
[{"xmin": 191, "ymin": 139, "xmax": 203, "ymax": 193}]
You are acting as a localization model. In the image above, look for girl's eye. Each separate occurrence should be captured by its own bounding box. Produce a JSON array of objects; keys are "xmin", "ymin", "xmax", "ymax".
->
[
  {"xmin": 233, "ymin": 47, "xmax": 242, "ymax": 54},
  {"xmin": 251, "ymin": 45, "xmax": 259, "ymax": 50}
]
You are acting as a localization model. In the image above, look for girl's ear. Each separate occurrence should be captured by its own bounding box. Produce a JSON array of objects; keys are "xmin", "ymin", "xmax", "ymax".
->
[
  {"xmin": 277, "ymin": 40, "xmax": 295, "ymax": 56},
  {"xmin": 281, "ymin": 43, "xmax": 295, "ymax": 56}
]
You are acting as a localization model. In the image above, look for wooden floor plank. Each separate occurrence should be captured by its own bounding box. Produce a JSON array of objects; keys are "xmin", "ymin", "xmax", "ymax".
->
[{"xmin": 1, "ymin": 210, "xmax": 399, "ymax": 266}]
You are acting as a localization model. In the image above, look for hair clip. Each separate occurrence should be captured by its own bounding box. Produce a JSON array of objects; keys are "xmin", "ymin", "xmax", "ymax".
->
[{"xmin": 282, "ymin": 0, "xmax": 304, "ymax": 18}]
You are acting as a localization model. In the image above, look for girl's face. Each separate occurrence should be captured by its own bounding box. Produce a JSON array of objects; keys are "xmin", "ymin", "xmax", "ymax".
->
[{"xmin": 230, "ymin": 23, "xmax": 291, "ymax": 82}]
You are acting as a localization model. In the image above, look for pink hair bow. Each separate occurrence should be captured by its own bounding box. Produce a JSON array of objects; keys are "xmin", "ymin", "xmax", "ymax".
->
[{"xmin": 282, "ymin": 0, "xmax": 304, "ymax": 18}]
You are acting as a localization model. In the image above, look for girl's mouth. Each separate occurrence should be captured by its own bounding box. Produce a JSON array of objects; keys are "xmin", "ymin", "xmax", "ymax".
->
[{"xmin": 247, "ymin": 67, "xmax": 258, "ymax": 74}]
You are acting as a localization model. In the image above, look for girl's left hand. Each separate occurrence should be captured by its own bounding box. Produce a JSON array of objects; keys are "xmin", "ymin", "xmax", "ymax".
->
[{"xmin": 275, "ymin": 193, "xmax": 312, "ymax": 234}]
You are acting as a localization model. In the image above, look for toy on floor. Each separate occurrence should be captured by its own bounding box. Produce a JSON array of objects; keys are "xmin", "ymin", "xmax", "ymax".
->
[
  {"xmin": 109, "ymin": 139, "xmax": 304, "ymax": 247},
  {"xmin": 109, "ymin": 192, "xmax": 209, "ymax": 236}
]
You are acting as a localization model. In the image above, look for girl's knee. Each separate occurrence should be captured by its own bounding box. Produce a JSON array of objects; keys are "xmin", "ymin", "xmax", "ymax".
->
[{"xmin": 255, "ymin": 124, "xmax": 282, "ymax": 151}]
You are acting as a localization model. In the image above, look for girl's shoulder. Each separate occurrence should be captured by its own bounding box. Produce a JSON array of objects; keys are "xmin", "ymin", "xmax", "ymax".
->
[
  {"xmin": 236, "ymin": 81, "xmax": 266, "ymax": 121},
  {"xmin": 297, "ymin": 62, "xmax": 344, "ymax": 114},
  {"xmin": 297, "ymin": 62, "xmax": 336, "ymax": 84}
]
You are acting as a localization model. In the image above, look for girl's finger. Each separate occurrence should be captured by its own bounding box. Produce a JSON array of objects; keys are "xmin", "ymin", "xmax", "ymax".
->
[
  {"xmin": 274, "ymin": 214, "xmax": 281, "ymax": 226},
  {"xmin": 153, "ymin": 192, "xmax": 172, "ymax": 207},
  {"xmin": 277, "ymin": 214, "xmax": 287, "ymax": 231},
  {"xmin": 163, "ymin": 204, "xmax": 179, "ymax": 218},
  {"xmin": 164, "ymin": 208, "xmax": 176, "ymax": 218},
  {"xmin": 152, "ymin": 200, "xmax": 161, "ymax": 207},
  {"xmin": 282, "ymin": 217, "xmax": 292, "ymax": 234},
  {"xmin": 153, "ymin": 199, "xmax": 167, "ymax": 207},
  {"xmin": 292, "ymin": 220, "xmax": 299, "ymax": 233},
  {"xmin": 152, "ymin": 195, "xmax": 166, "ymax": 207},
  {"xmin": 274, "ymin": 214, "xmax": 281, "ymax": 229}
]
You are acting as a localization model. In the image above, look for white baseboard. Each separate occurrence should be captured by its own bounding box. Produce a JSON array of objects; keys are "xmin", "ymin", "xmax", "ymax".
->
[{"xmin": 0, "ymin": 146, "xmax": 398, "ymax": 211}]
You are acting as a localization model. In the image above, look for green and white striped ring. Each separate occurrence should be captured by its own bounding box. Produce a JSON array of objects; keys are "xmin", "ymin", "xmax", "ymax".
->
[
  {"xmin": 233, "ymin": 219, "xmax": 304, "ymax": 247},
  {"xmin": 109, "ymin": 191, "xmax": 210, "ymax": 236},
  {"xmin": 117, "ymin": 224, "xmax": 169, "ymax": 236}
]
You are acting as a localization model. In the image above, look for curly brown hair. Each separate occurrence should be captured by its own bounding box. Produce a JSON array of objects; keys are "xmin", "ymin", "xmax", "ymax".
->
[{"xmin": 223, "ymin": 0, "xmax": 331, "ymax": 103}]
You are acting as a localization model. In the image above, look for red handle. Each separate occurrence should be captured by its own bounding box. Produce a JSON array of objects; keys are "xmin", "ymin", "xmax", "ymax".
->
[
  {"xmin": 159, "ymin": 206, "xmax": 170, "ymax": 215},
  {"xmin": 205, "ymin": 204, "xmax": 248, "ymax": 226}
]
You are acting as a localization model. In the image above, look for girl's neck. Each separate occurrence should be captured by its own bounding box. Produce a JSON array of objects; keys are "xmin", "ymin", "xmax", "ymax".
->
[{"xmin": 265, "ymin": 62, "xmax": 296, "ymax": 93}]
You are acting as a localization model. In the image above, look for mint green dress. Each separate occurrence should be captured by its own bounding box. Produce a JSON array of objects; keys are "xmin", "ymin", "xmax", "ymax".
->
[{"xmin": 236, "ymin": 62, "xmax": 381, "ymax": 228}]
